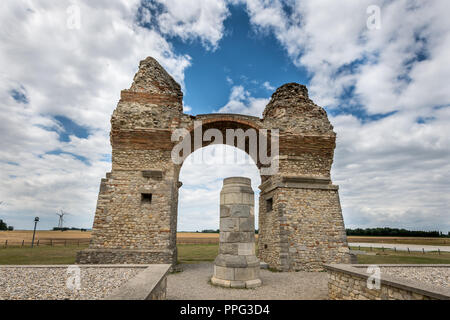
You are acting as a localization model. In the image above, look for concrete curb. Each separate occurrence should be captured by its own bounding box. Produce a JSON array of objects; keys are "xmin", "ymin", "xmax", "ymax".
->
[{"xmin": 105, "ymin": 264, "xmax": 171, "ymax": 300}]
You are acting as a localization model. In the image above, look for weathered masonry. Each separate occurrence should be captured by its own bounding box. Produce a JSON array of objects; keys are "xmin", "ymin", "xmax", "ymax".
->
[
  {"xmin": 212, "ymin": 177, "xmax": 262, "ymax": 288},
  {"xmin": 77, "ymin": 57, "xmax": 351, "ymax": 271}
]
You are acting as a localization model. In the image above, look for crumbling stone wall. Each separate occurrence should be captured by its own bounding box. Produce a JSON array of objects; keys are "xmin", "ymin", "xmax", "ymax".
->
[{"xmin": 77, "ymin": 57, "xmax": 351, "ymax": 270}]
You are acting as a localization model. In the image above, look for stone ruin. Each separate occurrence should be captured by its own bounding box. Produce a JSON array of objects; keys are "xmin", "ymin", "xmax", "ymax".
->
[{"xmin": 77, "ymin": 56, "xmax": 352, "ymax": 271}]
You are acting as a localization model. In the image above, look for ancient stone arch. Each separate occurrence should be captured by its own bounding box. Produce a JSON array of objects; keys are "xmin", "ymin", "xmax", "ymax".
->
[{"xmin": 77, "ymin": 57, "xmax": 351, "ymax": 271}]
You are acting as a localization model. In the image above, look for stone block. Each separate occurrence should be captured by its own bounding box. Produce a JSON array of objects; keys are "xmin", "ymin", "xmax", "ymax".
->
[
  {"xmin": 230, "ymin": 205, "xmax": 250, "ymax": 217},
  {"xmin": 234, "ymin": 266, "xmax": 259, "ymax": 281},
  {"xmin": 219, "ymin": 243, "xmax": 239, "ymax": 255},
  {"xmin": 215, "ymin": 254, "xmax": 248, "ymax": 268},
  {"xmin": 230, "ymin": 280, "xmax": 246, "ymax": 288},
  {"xmin": 239, "ymin": 218, "xmax": 254, "ymax": 232},
  {"xmin": 211, "ymin": 276, "xmax": 231, "ymax": 288},
  {"xmin": 245, "ymin": 256, "xmax": 260, "ymax": 268},
  {"xmin": 238, "ymin": 243, "xmax": 255, "ymax": 256},
  {"xmin": 220, "ymin": 218, "xmax": 239, "ymax": 232},
  {"xmin": 223, "ymin": 193, "xmax": 242, "ymax": 204},
  {"xmin": 242, "ymin": 193, "xmax": 254, "ymax": 205},
  {"xmin": 246, "ymin": 279, "xmax": 262, "ymax": 289},
  {"xmin": 214, "ymin": 265, "xmax": 235, "ymax": 280},
  {"xmin": 220, "ymin": 205, "xmax": 230, "ymax": 218},
  {"xmin": 239, "ymin": 232, "xmax": 255, "ymax": 243},
  {"xmin": 220, "ymin": 232, "xmax": 240, "ymax": 243}
]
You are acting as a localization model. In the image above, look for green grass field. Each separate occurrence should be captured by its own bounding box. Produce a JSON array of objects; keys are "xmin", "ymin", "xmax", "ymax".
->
[
  {"xmin": 0, "ymin": 244, "xmax": 449, "ymax": 265},
  {"xmin": 349, "ymin": 246, "xmax": 450, "ymax": 264},
  {"xmin": 0, "ymin": 245, "xmax": 88, "ymax": 265},
  {"xmin": 177, "ymin": 244, "xmax": 218, "ymax": 263}
]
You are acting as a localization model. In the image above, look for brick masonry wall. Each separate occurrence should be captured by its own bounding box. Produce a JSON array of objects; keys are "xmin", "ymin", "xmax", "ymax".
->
[
  {"xmin": 279, "ymin": 188, "xmax": 350, "ymax": 271},
  {"xmin": 258, "ymin": 183, "xmax": 350, "ymax": 271},
  {"xmin": 257, "ymin": 189, "xmax": 282, "ymax": 270}
]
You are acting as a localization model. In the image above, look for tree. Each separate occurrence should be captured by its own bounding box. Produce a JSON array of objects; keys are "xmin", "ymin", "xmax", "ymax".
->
[
  {"xmin": 7, "ymin": 226, "xmax": 14, "ymax": 231},
  {"xmin": 0, "ymin": 219, "xmax": 7, "ymax": 231}
]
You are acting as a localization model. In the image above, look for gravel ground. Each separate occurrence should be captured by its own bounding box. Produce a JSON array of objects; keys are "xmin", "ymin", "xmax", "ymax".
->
[
  {"xmin": 167, "ymin": 263, "xmax": 328, "ymax": 300},
  {"xmin": 0, "ymin": 267, "xmax": 143, "ymax": 300},
  {"xmin": 380, "ymin": 267, "xmax": 449, "ymax": 289}
]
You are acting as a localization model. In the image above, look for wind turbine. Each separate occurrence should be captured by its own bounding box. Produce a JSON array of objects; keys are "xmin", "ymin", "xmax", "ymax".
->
[{"xmin": 56, "ymin": 210, "xmax": 68, "ymax": 230}]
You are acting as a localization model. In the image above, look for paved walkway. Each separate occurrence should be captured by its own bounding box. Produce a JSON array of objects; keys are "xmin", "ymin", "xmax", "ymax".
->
[
  {"xmin": 349, "ymin": 243, "xmax": 450, "ymax": 253},
  {"xmin": 166, "ymin": 263, "xmax": 328, "ymax": 300}
]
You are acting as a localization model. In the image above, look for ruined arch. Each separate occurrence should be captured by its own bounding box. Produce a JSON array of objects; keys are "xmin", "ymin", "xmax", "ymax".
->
[{"xmin": 77, "ymin": 57, "xmax": 351, "ymax": 271}]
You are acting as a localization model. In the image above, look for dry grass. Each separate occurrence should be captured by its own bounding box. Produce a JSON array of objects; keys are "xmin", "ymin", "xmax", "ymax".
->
[
  {"xmin": 0, "ymin": 230, "xmax": 91, "ymax": 246},
  {"xmin": 1, "ymin": 231, "xmax": 448, "ymax": 246},
  {"xmin": 177, "ymin": 232, "xmax": 219, "ymax": 244},
  {"xmin": 347, "ymin": 236, "xmax": 450, "ymax": 246}
]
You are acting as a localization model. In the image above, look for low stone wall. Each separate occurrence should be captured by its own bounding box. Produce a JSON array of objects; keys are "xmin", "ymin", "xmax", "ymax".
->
[
  {"xmin": 105, "ymin": 264, "xmax": 171, "ymax": 300},
  {"xmin": 76, "ymin": 249, "xmax": 174, "ymax": 265},
  {"xmin": 325, "ymin": 264, "xmax": 450, "ymax": 300}
]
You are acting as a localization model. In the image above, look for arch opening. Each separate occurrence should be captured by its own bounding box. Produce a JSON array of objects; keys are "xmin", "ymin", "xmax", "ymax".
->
[{"xmin": 176, "ymin": 145, "xmax": 261, "ymax": 256}]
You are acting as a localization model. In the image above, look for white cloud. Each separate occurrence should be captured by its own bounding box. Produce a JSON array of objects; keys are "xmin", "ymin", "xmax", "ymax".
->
[
  {"xmin": 0, "ymin": 0, "xmax": 192, "ymax": 229},
  {"xmin": 148, "ymin": 0, "xmax": 230, "ymax": 50},
  {"xmin": 215, "ymin": 85, "xmax": 269, "ymax": 117},
  {"xmin": 183, "ymin": 104, "xmax": 192, "ymax": 113},
  {"xmin": 225, "ymin": 0, "xmax": 450, "ymax": 232},
  {"xmin": 331, "ymin": 108, "xmax": 450, "ymax": 232},
  {"xmin": 262, "ymin": 81, "xmax": 275, "ymax": 91},
  {"xmin": 241, "ymin": 0, "xmax": 450, "ymax": 113}
]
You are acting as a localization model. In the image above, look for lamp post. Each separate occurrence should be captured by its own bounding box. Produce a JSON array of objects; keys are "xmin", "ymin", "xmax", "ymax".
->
[{"xmin": 31, "ymin": 217, "xmax": 39, "ymax": 248}]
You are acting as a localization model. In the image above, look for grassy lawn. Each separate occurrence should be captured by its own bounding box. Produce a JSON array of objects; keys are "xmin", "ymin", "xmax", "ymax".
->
[
  {"xmin": 351, "ymin": 246, "xmax": 450, "ymax": 264},
  {"xmin": 1, "ymin": 243, "xmax": 449, "ymax": 265},
  {"xmin": 0, "ymin": 244, "xmax": 220, "ymax": 265},
  {"xmin": 0, "ymin": 245, "xmax": 88, "ymax": 265},
  {"xmin": 177, "ymin": 244, "xmax": 219, "ymax": 263}
]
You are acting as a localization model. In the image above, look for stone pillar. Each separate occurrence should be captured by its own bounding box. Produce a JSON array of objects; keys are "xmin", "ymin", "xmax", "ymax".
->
[{"xmin": 211, "ymin": 177, "xmax": 262, "ymax": 288}]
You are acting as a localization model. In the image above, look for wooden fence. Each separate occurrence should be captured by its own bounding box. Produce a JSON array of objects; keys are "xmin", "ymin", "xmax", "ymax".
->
[{"xmin": 2, "ymin": 239, "xmax": 91, "ymax": 248}]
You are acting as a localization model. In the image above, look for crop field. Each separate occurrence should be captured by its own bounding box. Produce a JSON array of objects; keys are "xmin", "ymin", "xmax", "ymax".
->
[
  {"xmin": 1, "ymin": 231, "xmax": 449, "ymax": 246},
  {"xmin": 0, "ymin": 230, "xmax": 91, "ymax": 246},
  {"xmin": 347, "ymin": 236, "xmax": 450, "ymax": 246}
]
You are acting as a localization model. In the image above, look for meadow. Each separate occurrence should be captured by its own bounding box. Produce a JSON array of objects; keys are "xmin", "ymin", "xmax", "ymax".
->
[
  {"xmin": 1, "ymin": 230, "xmax": 449, "ymax": 265},
  {"xmin": 2, "ymin": 230, "xmax": 448, "ymax": 246}
]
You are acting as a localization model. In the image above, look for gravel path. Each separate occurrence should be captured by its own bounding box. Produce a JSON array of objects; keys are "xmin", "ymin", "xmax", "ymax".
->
[
  {"xmin": 0, "ymin": 266, "xmax": 143, "ymax": 300},
  {"xmin": 380, "ymin": 267, "xmax": 449, "ymax": 289},
  {"xmin": 167, "ymin": 263, "xmax": 328, "ymax": 300}
]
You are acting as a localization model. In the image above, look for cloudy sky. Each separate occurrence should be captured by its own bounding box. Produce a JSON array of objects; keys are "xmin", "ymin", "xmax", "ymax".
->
[{"xmin": 0, "ymin": 0, "xmax": 449, "ymax": 233}]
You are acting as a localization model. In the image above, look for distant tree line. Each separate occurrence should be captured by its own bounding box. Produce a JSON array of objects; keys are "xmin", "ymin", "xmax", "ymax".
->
[
  {"xmin": 200, "ymin": 229, "xmax": 219, "ymax": 233},
  {"xmin": 200, "ymin": 229, "xmax": 259, "ymax": 234},
  {"xmin": 53, "ymin": 227, "xmax": 88, "ymax": 232},
  {"xmin": 346, "ymin": 227, "xmax": 449, "ymax": 238},
  {"xmin": 0, "ymin": 219, "xmax": 14, "ymax": 231}
]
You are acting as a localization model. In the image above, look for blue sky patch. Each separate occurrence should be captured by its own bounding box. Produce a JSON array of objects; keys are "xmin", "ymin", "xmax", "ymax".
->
[
  {"xmin": 157, "ymin": 3, "xmax": 308, "ymax": 114},
  {"xmin": 46, "ymin": 149, "xmax": 90, "ymax": 165},
  {"xmin": 53, "ymin": 115, "xmax": 90, "ymax": 142},
  {"xmin": 10, "ymin": 88, "xmax": 29, "ymax": 104}
]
